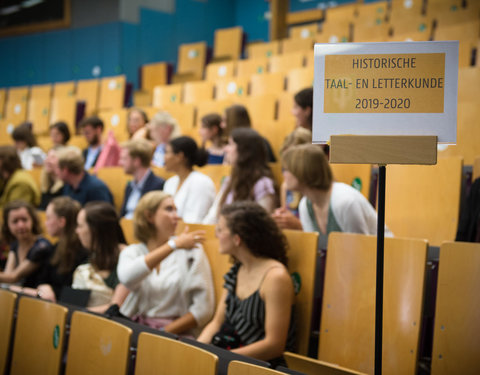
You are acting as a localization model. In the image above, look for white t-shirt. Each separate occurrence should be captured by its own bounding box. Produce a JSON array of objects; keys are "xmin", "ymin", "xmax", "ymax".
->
[{"xmin": 163, "ymin": 171, "xmax": 216, "ymax": 224}]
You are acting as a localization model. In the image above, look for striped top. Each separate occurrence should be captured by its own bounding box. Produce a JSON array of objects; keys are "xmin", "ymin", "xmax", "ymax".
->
[{"xmin": 224, "ymin": 263, "xmax": 296, "ymax": 352}]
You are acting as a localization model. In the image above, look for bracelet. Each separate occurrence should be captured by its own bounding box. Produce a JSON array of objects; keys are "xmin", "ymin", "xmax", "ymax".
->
[{"xmin": 167, "ymin": 238, "xmax": 177, "ymax": 251}]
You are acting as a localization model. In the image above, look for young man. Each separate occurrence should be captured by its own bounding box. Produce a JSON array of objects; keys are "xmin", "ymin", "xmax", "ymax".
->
[
  {"xmin": 55, "ymin": 146, "xmax": 113, "ymax": 205},
  {"xmin": 80, "ymin": 116, "xmax": 104, "ymax": 170},
  {"xmin": 119, "ymin": 139, "xmax": 165, "ymax": 218}
]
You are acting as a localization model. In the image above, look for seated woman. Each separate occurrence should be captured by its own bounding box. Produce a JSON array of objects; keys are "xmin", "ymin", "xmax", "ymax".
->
[
  {"xmin": 11, "ymin": 122, "xmax": 46, "ymax": 170},
  {"xmin": 49, "ymin": 121, "xmax": 71, "ymax": 148},
  {"xmin": 198, "ymin": 201, "xmax": 295, "ymax": 365},
  {"xmin": 163, "ymin": 136, "xmax": 216, "ymax": 223},
  {"xmin": 72, "ymin": 201, "xmax": 129, "ymax": 313},
  {"xmin": 127, "ymin": 108, "xmax": 149, "ymax": 139},
  {"xmin": 222, "ymin": 104, "xmax": 276, "ymax": 162},
  {"xmin": 117, "ymin": 191, "xmax": 215, "ymax": 336},
  {"xmin": 10, "ymin": 196, "xmax": 88, "ymax": 301},
  {"xmin": 0, "ymin": 145, "xmax": 40, "ymax": 211},
  {"xmin": 39, "ymin": 147, "xmax": 65, "ymax": 210},
  {"xmin": 0, "ymin": 201, "xmax": 52, "ymax": 287},
  {"xmin": 203, "ymin": 128, "xmax": 277, "ymax": 224},
  {"xmin": 282, "ymin": 144, "xmax": 393, "ymax": 250},
  {"xmin": 272, "ymin": 127, "xmax": 312, "ymax": 230},
  {"xmin": 291, "ymin": 87, "xmax": 329, "ymax": 156},
  {"xmin": 198, "ymin": 113, "xmax": 226, "ymax": 164}
]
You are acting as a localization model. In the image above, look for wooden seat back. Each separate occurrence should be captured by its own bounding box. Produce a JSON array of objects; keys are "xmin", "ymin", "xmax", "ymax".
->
[
  {"xmin": 319, "ymin": 232, "xmax": 428, "ymax": 374},
  {"xmin": 283, "ymin": 229, "xmax": 318, "ymax": 356},
  {"xmin": 0, "ymin": 289, "xmax": 17, "ymax": 375},
  {"xmin": 65, "ymin": 311, "xmax": 132, "ymax": 375},
  {"xmin": 10, "ymin": 297, "xmax": 68, "ymax": 375},
  {"xmin": 135, "ymin": 332, "xmax": 217, "ymax": 375},
  {"xmin": 431, "ymin": 241, "xmax": 480, "ymax": 375},
  {"xmin": 385, "ymin": 156, "xmax": 463, "ymax": 246}
]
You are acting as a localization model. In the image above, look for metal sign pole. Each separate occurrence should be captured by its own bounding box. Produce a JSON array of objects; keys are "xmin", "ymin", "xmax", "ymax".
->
[{"xmin": 375, "ymin": 165, "xmax": 386, "ymax": 375}]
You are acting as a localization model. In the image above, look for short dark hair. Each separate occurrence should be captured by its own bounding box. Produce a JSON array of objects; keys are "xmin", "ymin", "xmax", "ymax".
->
[
  {"xmin": 2, "ymin": 200, "xmax": 42, "ymax": 243},
  {"xmin": 12, "ymin": 122, "xmax": 37, "ymax": 147},
  {"xmin": 49, "ymin": 121, "xmax": 71, "ymax": 144},
  {"xmin": 79, "ymin": 116, "xmax": 104, "ymax": 131},
  {"xmin": 170, "ymin": 136, "xmax": 208, "ymax": 169},
  {"xmin": 294, "ymin": 87, "xmax": 313, "ymax": 110},
  {"xmin": 0, "ymin": 145, "xmax": 22, "ymax": 175},
  {"xmin": 220, "ymin": 201, "xmax": 288, "ymax": 266}
]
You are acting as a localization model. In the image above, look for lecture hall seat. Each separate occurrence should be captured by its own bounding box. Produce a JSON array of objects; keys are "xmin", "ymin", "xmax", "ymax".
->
[
  {"xmin": 318, "ymin": 233, "xmax": 428, "ymax": 374},
  {"xmin": 10, "ymin": 297, "xmax": 68, "ymax": 375},
  {"xmin": 134, "ymin": 332, "xmax": 218, "ymax": 375},
  {"xmin": 431, "ymin": 241, "xmax": 480, "ymax": 375},
  {"xmin": 0, "ymin": 289, "xmax": 17, "ymax": 375},
  {"xmin": 65, "ymin": 311, "xmax": 132, "ymax": 375}
]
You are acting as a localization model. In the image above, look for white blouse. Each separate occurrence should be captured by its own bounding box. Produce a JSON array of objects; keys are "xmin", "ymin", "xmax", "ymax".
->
[{"xmin": 117, "ymin": 242, "xmax": 215, "ymax": 335}]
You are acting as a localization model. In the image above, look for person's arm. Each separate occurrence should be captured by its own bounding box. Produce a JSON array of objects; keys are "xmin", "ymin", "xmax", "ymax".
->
[
  {"xmin": 10, "ymin": 284, "xmax": 57, "ymax": 302},
  {"xmin": 144, "ymin": 228, "xmax": 205, "ymax": 270},
  {"xmin": 232, "ymin": 267, "xmax": 294, "ymax": 361},
  {"xmin": 272, "ymin": 207, "xmax": 303, "ymax": 230},
  {"xmin": 0, "ymin": 255, "xmax": 39, "ymax": 284},
  {"xmin": 117, "ymin": 229, "xmax": 206, "ymax": 289},
  {"xmin": 254, "ymin": 177, "xmax": 277, "ymax": 214},
  {"xmin": 197, "ymin": 289, "xmax": 228, "ymax": 343},
  {"xmin": 163, "ymin": 312, "xmax": 198, "ymax": 334},
  {"xmin": 257, "ymin": 194, "xmax": 276, "ymax": 214},
  {"xmin": 88, "ymin": 283, "xmax": 130, "ymax": 314}
]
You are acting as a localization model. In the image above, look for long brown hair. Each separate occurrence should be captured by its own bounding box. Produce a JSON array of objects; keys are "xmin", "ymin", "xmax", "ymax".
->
[
  {"xmin": 219, "ymin": 128, "xmax": 275, "ymax": 208},
  {"xmin": 83, "ymin": 202, "xmax": 124, "ymax": 271},
  {"xmin": 48, "ymin": 197, "xmax": 83, "ymax": 274}
]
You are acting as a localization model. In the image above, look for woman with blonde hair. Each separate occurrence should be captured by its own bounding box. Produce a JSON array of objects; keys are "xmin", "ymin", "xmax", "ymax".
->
[
  {"xmin": 282, "ymin": 144, "xmax": 392, "ymax": 249},
  {"xmin": 147, "ymin": 111, "xmax": 182, "ymax": 167},
  {"xmin": 117, "ymin": 191, "xmax": 215, "ymax": 335}
]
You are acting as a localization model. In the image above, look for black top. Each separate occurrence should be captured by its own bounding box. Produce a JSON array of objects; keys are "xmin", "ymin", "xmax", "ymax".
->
[
  {"xmin": 10, "ymin": 237, "xmax": 52, "ymax": 287},
  {"xmin": 36, "ymin": 243, "xmax": 89, "ymax": 298}
]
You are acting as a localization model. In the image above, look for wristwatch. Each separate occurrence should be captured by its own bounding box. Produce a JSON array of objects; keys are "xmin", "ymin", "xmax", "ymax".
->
[{"xmin": 167, "ymin": 239, "xmax": 177, "ymax": 251}]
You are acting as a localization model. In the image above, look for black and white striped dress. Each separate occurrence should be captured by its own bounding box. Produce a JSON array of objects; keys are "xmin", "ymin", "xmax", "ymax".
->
[{"xmin": 223, "ymin": 263, "xmax": 296, "ymax": 352}]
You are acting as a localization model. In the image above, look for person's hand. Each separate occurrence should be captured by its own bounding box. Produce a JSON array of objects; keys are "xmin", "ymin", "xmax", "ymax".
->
[
  {"xmin": 37, "ymin": 284, "xmax": 57, "ymax": 302},
  {"xmin": 272, "ymin": 207, "xmax": 303, "ymax": 230},
  {"xmin": 173, "ymin": 226, "xmax": 206, "ymax": 249}
]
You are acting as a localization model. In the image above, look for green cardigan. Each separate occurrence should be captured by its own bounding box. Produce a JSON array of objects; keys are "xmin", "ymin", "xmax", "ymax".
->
[{"xmin": 0, "ymin": 170, "xmax": 40, "ymax": 210}]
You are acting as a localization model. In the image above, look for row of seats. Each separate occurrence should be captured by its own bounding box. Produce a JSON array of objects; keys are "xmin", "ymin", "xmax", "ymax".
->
[
  {"xmin": 0, "ymin": 75, "xmax": 127, "ymax": 137},
  {"xmin": 2, "ymin": 229, "xmax": 478, "ymax": 374}
]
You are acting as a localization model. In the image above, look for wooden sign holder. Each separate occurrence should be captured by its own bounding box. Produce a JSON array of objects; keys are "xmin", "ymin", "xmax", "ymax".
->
[{"xmin": 329, "ymin": 135, "xmax": 438, "ymax": 375}]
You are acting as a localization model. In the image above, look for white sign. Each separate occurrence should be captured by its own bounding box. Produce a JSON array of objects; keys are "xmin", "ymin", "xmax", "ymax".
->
[{"xmin": 313, "ymin": 41, "xmax": 458, "ymax": 144}]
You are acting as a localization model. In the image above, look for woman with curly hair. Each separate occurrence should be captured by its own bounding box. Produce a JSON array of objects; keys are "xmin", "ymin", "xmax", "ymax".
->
[
  {"xmin": 203, "ymin": 127, "xmax": 277, "ymax": 224},
  {"xmin": 198, "ymin": 201, "xmax": 295, "ymax": 365}
]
